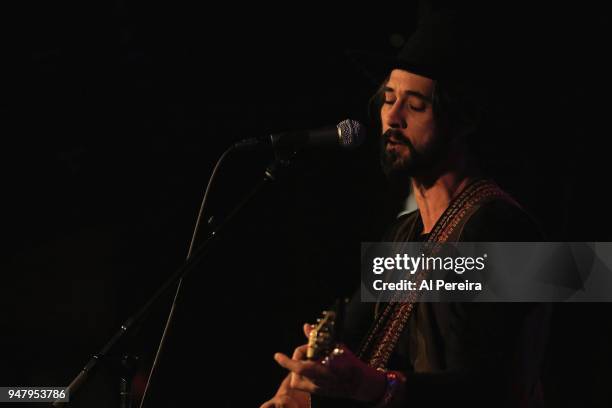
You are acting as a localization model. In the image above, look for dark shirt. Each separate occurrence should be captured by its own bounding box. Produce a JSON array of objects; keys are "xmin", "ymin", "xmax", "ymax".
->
[{"xmin": 340, "ymin": 198, "xmax": 549, "ymax": 407}]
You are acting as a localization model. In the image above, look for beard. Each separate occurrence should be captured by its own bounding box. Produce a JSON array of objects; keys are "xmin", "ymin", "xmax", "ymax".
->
[{"xmin": 379, "ymin": 128, "xmax": 450, "ymax": 186}]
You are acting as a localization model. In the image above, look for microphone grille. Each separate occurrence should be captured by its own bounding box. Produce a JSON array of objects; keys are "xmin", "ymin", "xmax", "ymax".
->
[{"xmin": 337, "ymin": 119, "xmax": 366, "ymax": 149}]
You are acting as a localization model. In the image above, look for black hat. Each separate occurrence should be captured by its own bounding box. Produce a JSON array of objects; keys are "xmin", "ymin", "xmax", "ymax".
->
[{"xmin": 348, "ymin": 7, "xmax": 485, "ymax": 85}]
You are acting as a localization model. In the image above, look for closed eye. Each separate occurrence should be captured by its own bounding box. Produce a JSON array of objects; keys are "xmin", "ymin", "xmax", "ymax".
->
[{"xmin": 384, "ymin": 100, "xmax": 425, "ymax": 112}]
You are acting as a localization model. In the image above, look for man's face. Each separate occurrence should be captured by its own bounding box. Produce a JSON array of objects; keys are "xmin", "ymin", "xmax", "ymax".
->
[{"xmin": 380, "ymin": 69, "xmax": 444, "ymax": 179}]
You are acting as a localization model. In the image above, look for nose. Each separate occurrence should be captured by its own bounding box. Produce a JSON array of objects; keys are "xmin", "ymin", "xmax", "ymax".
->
[{"xmin": 382, "ymin": 101, "xmax": 407, "ymax": 130}]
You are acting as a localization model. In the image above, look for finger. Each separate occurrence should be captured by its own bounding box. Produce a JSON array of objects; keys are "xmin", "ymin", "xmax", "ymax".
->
[
  {"xmin": 290, "ymin": 376, "xmax": 318, "ymax": 394},
  {"xmin": 274, "ymin": 353, "xmax": 302, "ymax": 373},
  {"xmin": 259, "ymin": 396, "xmax": 295, "ymax": 408},
  {"xmin": 259, "ymin": 398, "xmax": 288, "ymax": 408},
  {"xmin": 292, "ymin": 344, "xmax": 309, "ymax": 360},
  {"xmin": 274, "ymin": 352, "xmax": 333, "ymax": 382},
  {"xmin": 291, "ymin": 373, "xmax": 337, "ymax": 396},
  {"xmin": 259, "ymin": 398, "xmax": 279, "ymax": 408},
  {"xmin": 303, "ymin": 323, "xmax": 313, "ymax": 338},
  {"xmin": 298, "ymin": 363, "xmax": 334, "ymax": 380},
  {"xmin": 274, "ymin": 353, "xmax": 330, "ymax": 379}
]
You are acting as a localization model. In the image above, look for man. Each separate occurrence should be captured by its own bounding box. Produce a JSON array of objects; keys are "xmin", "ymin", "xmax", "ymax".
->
[{"xmin": 262, "ymin": 8, "xmax": 549, "ymax": 408}]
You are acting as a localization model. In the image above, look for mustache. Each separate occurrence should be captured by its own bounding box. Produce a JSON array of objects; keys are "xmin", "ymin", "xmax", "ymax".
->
[{"xmin": 382, "ymin": 129, "xmax": 410, "ymax": 145}]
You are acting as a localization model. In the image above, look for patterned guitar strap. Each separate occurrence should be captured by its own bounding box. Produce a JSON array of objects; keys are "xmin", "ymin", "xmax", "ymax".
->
[{"xmin": 357, "ymin": 178, "xmax": 520, "ymax": 370}]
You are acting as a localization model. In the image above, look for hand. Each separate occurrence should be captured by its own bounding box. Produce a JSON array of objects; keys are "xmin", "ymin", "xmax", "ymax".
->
[
  {"xmin": 259, "ymin": 324, "xmax": 314, "ymax": 408},
  {"xmin": 273, "ymin": 325, "xmax": 386, "ymax": 403},
  {"xmin": 259, "ymin": 393, "xmax": 304, "ymax": 408}
]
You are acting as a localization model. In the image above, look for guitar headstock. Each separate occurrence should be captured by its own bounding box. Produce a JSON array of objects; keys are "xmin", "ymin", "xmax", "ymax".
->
[{"xmin": 306, "ymin": 310, "xmax": 337, "ymax": 361}]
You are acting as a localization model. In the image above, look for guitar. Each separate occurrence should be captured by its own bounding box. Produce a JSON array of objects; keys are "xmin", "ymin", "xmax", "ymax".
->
[
  {"xmin": 306, "ymin": 302, "xmax": 358, "ymax": 408},
  {"xmin": 306, "ymin": 310, "xmax": 337, "ymax": 361},
  {"xmin": 307, "ymin": 295, "xmax": 350, "ymax": 361}
]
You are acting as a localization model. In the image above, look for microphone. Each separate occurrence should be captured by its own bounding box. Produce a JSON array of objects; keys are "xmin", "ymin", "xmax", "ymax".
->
[{"xmin": 234, "ymin": 119, "xmax": 366, "ymax": 150}]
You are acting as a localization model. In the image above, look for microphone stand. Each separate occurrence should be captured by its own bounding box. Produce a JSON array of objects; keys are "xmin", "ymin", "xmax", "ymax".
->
[{"xmin": 51, "ymin": 153, "xmax": 292, "ymax": 407}]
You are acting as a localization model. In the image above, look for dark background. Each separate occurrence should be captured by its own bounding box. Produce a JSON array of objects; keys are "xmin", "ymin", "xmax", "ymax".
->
[{"xmin": 2, "ymin": 1, "xmax": 612, "ymax": 407}]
